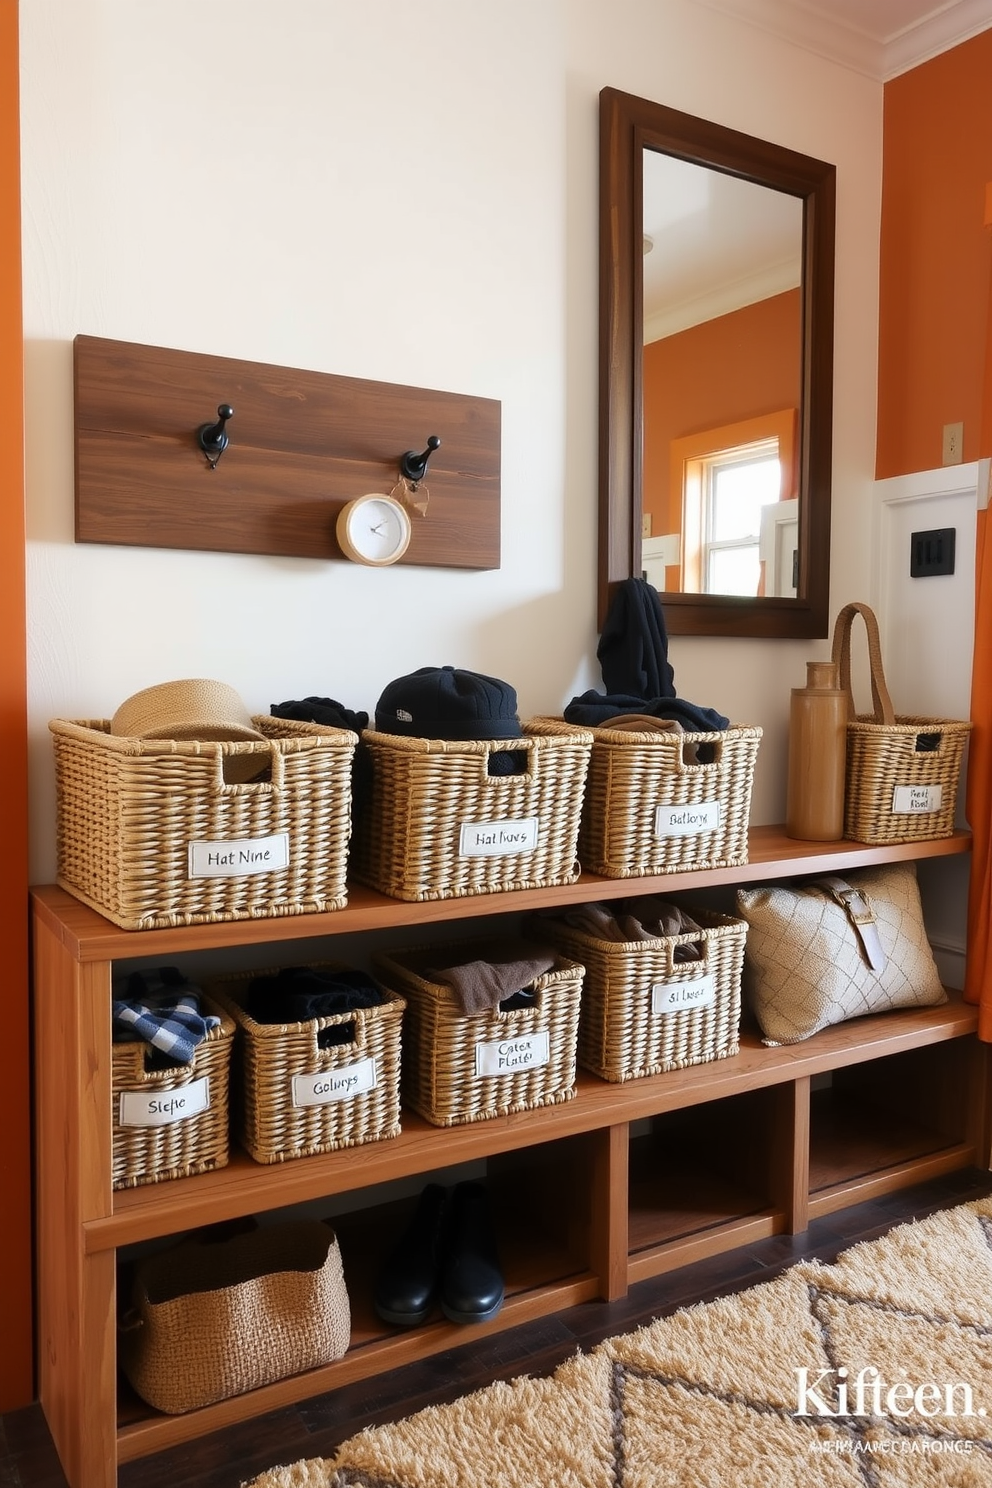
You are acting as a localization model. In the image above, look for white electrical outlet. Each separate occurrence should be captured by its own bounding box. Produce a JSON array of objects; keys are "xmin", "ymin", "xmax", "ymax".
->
[
  {"xmin": 642, "ymin": 512, "xmax": 652, "ymax": 538},
  {"xmin": 942, "ymin": 421, "xmax": 964, "ymax": 466}
]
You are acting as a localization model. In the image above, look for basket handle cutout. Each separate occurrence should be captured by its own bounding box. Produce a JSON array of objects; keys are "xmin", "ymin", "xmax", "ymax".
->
[
  {"xmin": 830, "ymin": 601, "xmax": 896, "ymax": 725},
  {"xmin": 485, "ymin": 748, "xmax": 531, "ymax": 779},
  {"xmin": 317, "ymin": 1020, "xmax": 357, "ymax": 1050},
  {"xmin": 681, "ymin": 738, "xmax": 722, "ymax": 770},
  {"xmin": 915, "ymin": 732, "xmax": 942, "ymax": 753},
  {"xmin": 665, "ymin": 939, "xmax": 708, "ymax": 976},
  {"xmin": 214, "ymin": 741, "xmax": 286, "ymax": 794}
]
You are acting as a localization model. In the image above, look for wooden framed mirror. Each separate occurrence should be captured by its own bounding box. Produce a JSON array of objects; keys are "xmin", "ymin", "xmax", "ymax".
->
[{"xmin": 598, "ymin": 87, "xmax": 836, "ymax": 636}]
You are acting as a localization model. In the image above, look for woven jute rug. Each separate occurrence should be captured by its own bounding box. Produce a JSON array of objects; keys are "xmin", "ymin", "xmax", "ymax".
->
[{"xmin": 245, "ymin": 1197, "xmax": 992, "ymax": 1487}]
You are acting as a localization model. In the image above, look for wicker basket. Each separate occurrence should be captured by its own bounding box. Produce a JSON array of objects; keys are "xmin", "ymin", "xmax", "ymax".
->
[
  {"xmin": 373, "ymin": 940, "xmax": 583, "ymax": 1126},
  {"xmin": 207, "ymin": 966, "xmax": 405, "ymax": 1163},
  {"xmin": 351, "ymin": 717, "xmax": 593, "ymax": 902},
  {"xmin": 577, "ymin": 722, "xmax": 762, "ymax": 877},
  {"xmin": 50, "ymin": 715, "xmax": 357, "ymax": 929},
  {"xmin": 536, "ymin": 908, "xmax": 746, "ymax": 1082},
  {"xmin": 113, "ymin": 996, "xmax": 235, "ymax": 1189},
  {"xmin": 118, "ymin": 1221, "xmax": 350, "ymax": 1413},
  {"xmin": 831, "ymin": 602, "xmax": 971, "ymax": 844}
]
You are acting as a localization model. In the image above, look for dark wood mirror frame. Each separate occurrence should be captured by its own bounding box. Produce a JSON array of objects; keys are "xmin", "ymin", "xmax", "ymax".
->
[{"xmin": 598, "ymin": 87, "xmax": 836, "ymax": 636}]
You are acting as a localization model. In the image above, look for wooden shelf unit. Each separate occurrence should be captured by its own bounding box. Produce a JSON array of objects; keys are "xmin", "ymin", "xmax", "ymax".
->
[{"xmin": 31, "ymin": 826, "xmax": 990, "ymax": 1487}]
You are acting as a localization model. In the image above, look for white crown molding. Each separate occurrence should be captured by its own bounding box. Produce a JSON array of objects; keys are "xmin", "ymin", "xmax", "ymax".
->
[
  {"xmin": 692, "ymin": 0, "xmax": 992, "ymax": 81},
  {"xmin": 884, "ymin": 0, "xmax": 992, "ymax": 78}
]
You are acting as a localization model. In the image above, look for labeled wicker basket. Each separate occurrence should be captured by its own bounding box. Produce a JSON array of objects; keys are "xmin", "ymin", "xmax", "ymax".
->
[
  {"xmin": 373, "ymin": 940, "xmax": 584, "ymax": 1126},
  {"xmin": 207, "ymin": 966, "xmax": 405, "ymax": 1163},
  {"xmin": 113, "ymin": 995, "xmax": 235, "ymax": 1189},
  {"xmin": 50, "ymin": 715, "xmax": 357, "ymax": 929},
  {"xmin": 578, "ymin": 722, "xmax": 762, "ymax": 877},
  {"xmin": 535, "ymin": 907, "xmax": 746, "ymax": 1082},
  {"xmin": 831, "ymin": 602, "xmax": 971, "ymax": 844},
  {"xmin": 351, "ymin": 717, "xmax": 593, "ymax": 902}
]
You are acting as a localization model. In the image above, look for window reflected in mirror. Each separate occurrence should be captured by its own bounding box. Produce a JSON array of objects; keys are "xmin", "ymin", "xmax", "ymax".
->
[{"xmin": 641, "ymin": 147, "xmax": 803, "ymax": 599}]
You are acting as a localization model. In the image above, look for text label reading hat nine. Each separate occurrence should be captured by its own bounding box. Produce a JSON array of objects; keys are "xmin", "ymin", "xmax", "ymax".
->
[
  {"xmin": 110, "ymin": 679, "xmax": 266, "ymax": 742},
  {"xmin": 375, "ymin": 667, "xmax": 523, "ymax": 741}
]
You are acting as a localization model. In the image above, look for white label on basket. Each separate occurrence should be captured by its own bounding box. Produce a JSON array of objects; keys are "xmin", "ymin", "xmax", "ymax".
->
[
  {"xmin": 291, "ymin": 1058, "xmax": 377, "ymax": 1107},
  {"xmin": 187, "ymin": 832, "xmax": 290, "ymax": 878},
  {"xmin": 458, "ymin": 817, "xmax": 540, "ymax": 857},
  {"xmin": 475, "ymin": 1030, "xmax": 550, "ymax": 1078},
  {"xmin": 892, "ymin": 784, "xmax": 943, "ymax": 814},
  {"xmin": 118, "ymin": 1077, "xmax": 210, "ymax": 1127},
  {"xmin": 651, "ymin": 975, "xmax": 717, "ymax": 1015},
  {"xmin": 654, "ymin": 802, "xmax": 721, "ymax": 838}
]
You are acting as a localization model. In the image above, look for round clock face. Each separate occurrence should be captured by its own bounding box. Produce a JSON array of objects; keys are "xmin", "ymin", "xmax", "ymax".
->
[{"xmin": 336, "ymin": 494, "xmax": 412, "ymax": 567}]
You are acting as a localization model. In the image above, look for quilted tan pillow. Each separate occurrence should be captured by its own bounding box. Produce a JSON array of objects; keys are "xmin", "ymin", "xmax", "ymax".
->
[{"xmin": 736, "ymin": 861, "xmax": 946, "ymax": 1045}]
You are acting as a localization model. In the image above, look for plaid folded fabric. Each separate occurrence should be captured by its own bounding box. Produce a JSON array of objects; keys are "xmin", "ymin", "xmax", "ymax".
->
[{"xmin": 113, "ymin": 967, "xmax": 220, "ymax": 1066}]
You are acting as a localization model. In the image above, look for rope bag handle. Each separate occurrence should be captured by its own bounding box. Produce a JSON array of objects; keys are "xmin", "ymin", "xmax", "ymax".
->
[{"xmin": 829, "ymin": 601, "xmax": 896, "ymax": 725}]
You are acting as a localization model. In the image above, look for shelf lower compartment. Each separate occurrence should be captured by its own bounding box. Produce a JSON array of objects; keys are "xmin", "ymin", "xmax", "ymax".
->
[{"xmin": 116, "ymin": 1256, "xmax": 598, "ymax": 1461}]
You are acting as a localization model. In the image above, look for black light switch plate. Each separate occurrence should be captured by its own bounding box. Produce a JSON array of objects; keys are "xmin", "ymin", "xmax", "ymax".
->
[{"xmin": 910, "ymin": 527, "xmax": 955, "ymax": 577}]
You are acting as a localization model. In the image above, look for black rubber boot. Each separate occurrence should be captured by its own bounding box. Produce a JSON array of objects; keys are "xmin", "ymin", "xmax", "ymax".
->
[
  {"xmin": 440, "ymin": 1181, "xmax": 504, "ymax": 1324},
  {"xmin": 373, "ymin": 1182, "xmax": 448, "ymax": 1327}
]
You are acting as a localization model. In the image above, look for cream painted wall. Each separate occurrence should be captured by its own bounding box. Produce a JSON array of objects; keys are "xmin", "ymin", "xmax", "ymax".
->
[{"xmin": 20, "ymin": 0, "xmax": 882, "ymax": 882}]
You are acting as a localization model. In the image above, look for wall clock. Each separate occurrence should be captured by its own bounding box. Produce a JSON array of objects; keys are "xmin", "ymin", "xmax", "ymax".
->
[{"xmin": 335, "ymin": 493, "xmax": 412, "ymax": 566}]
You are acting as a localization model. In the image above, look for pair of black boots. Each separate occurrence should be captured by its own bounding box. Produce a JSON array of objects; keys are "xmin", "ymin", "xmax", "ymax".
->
[{"xmin": 374, "ymin": 1181, "xmax": 504, "ymax": 1327}]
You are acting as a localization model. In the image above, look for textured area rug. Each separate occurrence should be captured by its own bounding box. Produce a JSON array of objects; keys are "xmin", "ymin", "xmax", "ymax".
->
[{"xmin": 245, "ymin": 1197, "xmax": 992, "ymax": 1487}]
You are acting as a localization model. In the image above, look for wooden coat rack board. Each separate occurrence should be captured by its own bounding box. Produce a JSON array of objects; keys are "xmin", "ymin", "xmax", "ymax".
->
[{"xmin": 73, "ymin": 336, "xmax": 501, "ymax": 568}]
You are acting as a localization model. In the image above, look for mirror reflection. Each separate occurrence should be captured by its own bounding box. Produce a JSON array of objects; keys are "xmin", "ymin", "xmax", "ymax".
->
[{"xmin": 641, "ymin": 149, "xmax": 804, "ymax": 598}]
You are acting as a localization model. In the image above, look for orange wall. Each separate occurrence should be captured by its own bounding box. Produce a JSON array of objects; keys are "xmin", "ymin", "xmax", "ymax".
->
[
  {"xmin": 0, "ymin": 0, "xmax": 32, "ymax": 1410},
  {"xmin": 642, "ymin": 289, "xmax": 801, "ymax": 534},
  {"xmin": 877, "ymin": 29, "xmax": 992, "ymax": 477}
]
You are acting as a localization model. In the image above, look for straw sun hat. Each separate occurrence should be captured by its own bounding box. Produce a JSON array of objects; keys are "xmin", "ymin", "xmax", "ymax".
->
[{"xmin": 111, "ymin": 679, "xmax": 268, "ymax": 782}]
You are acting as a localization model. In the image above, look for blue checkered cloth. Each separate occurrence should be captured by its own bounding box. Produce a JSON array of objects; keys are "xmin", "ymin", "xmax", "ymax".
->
[{"xmin": 113, "ymin": 968, "xmax": 220, "ymax": 1066}]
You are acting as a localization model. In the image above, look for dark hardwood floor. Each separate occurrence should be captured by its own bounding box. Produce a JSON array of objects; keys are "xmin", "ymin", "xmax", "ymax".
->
[{"xmin": 5, "ymin": 1167, "xmax": 992, "ymax": 1488}]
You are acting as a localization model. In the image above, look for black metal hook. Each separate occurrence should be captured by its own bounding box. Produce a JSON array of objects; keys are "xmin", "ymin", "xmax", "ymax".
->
[
  {"xmin": 400, "ymin": 434, "xmax": 440, "ymax": 484},
  {"xmin": 197, "ymin": 404, "xmax": 234, "ymax": 469}
]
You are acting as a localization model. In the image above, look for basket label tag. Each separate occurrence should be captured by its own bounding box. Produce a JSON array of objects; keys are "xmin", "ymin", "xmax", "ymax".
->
[
  {"xmin": 118, "ymin": 1076, "xmax": 210, "ymax": 1127},
  {"xmin": 654, "ymin": 801, "xmax": 720, "ymax": 837},
  {"xmin": 475, "ymin": 1030, "xmax": 550, "ymax": 1077},
  {"xmin": 188, "ymin": 831, "xmax": 290, "ymax": 878},
  {"xmin": 892, "ymin": 784, "xmax": 942, "ymax": 814},
  {"xmin": 458, "ymin": 817, "xmax": 540, "ymax": 857},
  {"xmin": 652, "ymin": 975, "xmax": 717, "ymax": 1015},
  {"xmin": 292, "ymin": 1058, "xmax": 377, "ymax": 1107}
]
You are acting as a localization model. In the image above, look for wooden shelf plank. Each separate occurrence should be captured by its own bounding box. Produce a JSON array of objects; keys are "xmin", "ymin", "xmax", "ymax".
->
[
  {"xmin": 31, "ymin": 825, "xmax": 971, "ymax": 963},
  {"xmin": 627, "ymin": 1211, "xmax": 783, "ymax": 1283}
]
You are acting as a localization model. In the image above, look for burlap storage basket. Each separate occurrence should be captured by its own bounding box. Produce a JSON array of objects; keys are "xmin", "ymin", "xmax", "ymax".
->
[
  {"xmin": 578, "ymin": 723, "xmax": 762, "ymax": 877},
  {"xmin": 113, "ymin": 996, "xmax": 235, "ymax": 1189},
  {"xmin": 373, "ymin": 941, "xmax": 583, "ymax": 1126},
  {"xmin": 207, "ymin": 966, "xmax": 405, "ymax": 1163},
  {"xmin": 118, "ymin": 1221, "xmax": 350, "ymax": 1414},
  {"xmin": 536, "ymin": 909, "xmax": 746, "ymax": 1082},
  {"xmin": 351, "ymin": 718, "xmax": 593, "ymax": 902},
  {"xmin": 50, "ymin": 716, "xmax": 357, "ymax": 928},
  {"xmin": 831, "ymin": 602, "xmax": 971, "ymax": 845}
]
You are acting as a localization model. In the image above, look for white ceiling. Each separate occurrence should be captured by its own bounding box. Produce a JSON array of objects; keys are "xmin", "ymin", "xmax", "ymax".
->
[{"xmin": 693, "ymin": 0, "xmax": 992, "ymax": 79}]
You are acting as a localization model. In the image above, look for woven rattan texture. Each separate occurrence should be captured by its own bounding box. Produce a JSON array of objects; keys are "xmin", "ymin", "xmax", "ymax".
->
[
  {"xmin": 844, "ymin": 715, "xmax": 971, "ymax": 844},
  {"xmin": 373, "ymin": 943, "xmax": 583, "ymax": 1126},
  {"xmin": 50, "ymin": 716, "xmax": 357, "ymax": 928},
  {"xmin": 112, "ymin": 996, "xmax": 235, "ymax": 1189},
  {"xmin": 578, "ymin": 724, "xmax": 762, "ymax": 878},
  {"xmin": 351, "ymin": 718, "xmax": 593, "ymax": 902},
  {"xmin": 118, "ymin": 1222, "xmax": 350, "ymax": 1413},
  {"xmin": 537, "ymin": 909, "xmax": 745, "ymax": 1082},
  {"xmin": 208, "ymin": 967, "xmax": 405, "ymax": 1163}
]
